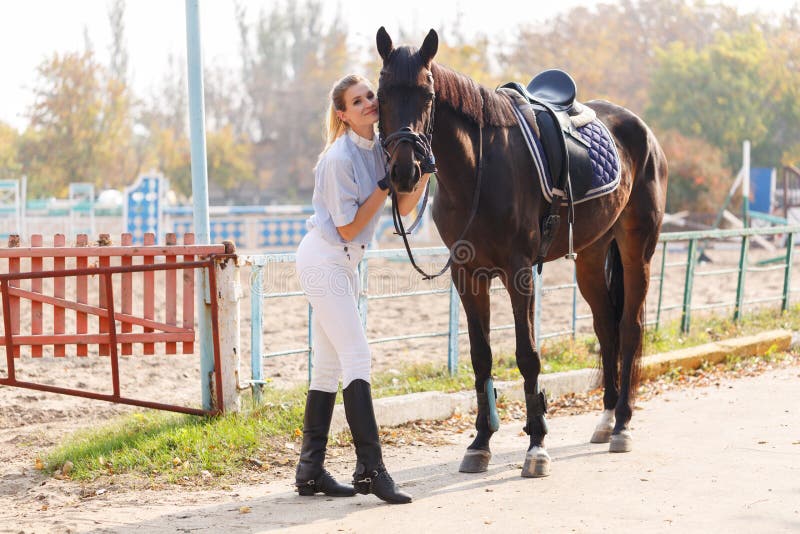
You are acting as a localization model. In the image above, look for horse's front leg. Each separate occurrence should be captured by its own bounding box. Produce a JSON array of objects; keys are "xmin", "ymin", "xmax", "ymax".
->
[
  {"xmin": 505, "ymin": 263, "xmax": 551, "ymax": 477},
  {"xmin": 452, "ymin": 267, "xmax": 496, "ymax": 473}
]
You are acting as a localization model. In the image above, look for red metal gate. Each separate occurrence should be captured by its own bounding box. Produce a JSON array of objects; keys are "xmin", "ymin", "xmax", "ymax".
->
[{"xmin": 0, "ymin": 233, "xmax": 229, "ymax": 416}]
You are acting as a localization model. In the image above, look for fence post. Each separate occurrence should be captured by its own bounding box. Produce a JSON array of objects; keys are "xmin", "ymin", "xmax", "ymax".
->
[
  {"xmin": 184, "ymin": 0, "xmax": 215, "ymax": 412},
  {"xmin": 655, "ymin": 242, "xmax": 667, "ymax": 330},
  {"xmin": 447, "ymin": 279, "xmax": 460, "ymax": 375},
  {"xmin": 8, "ymin": 235, "xmax": 20, "ymax": 358},
  {"xmin": 250, "ymin": 264, "xmax": 264, "ymax": 403},
  {"xmin": 54, "ymin": 234, "xmax": 66, "ymax": 357},
  {"xmin": 782, "ymin": 232, "xmax": 794, "ymax": 312},
  {"xmin": 742, "ymin": 140, "xmax": 751, "ymax": 228},
  {"xmin": 733, "ymin": 235, "xmax": 750, "ymax": 322},
  {"xmin": 31, "ymin": 235, "xmax": 43, "ymax": 358},
  {"xmin": 214, "ymin": 243, "xmax": 241, "ymax": 412},
  {"xmin": 680, "ymin": 238, "xmax": 697, "ymax": 334}
]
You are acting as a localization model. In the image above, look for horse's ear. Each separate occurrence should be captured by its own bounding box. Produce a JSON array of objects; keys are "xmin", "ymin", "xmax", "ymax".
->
[
  {"xmin": 419, "ymin": 29, "xmax": 438, "ymax": 65},
  {"xmin": 376, "ymin": 26, "xmax": 393, "ymax": 62}
]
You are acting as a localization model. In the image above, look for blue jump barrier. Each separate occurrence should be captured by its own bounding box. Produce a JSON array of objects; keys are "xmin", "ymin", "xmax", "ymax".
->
[
  {"xmin": 172, "ymin": 219, "xmax": 246, "ymax": 245},
  {"xmin": 124, "ymin": 174, "xmax": 165, "ymax": 244},
  {"xmin": 750, "ymin": 167, "xmax": 776, "ymax": 215},
  {"xmin": 163, "ymin": 205, "xmax": 313, "ymax": 250},
  {"xmin": 258, "ymin": 218, "xmax": 308, "ymax": 247}
]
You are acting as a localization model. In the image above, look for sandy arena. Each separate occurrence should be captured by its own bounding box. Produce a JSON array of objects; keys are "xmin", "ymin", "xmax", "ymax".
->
[{"xmin": 0, "ymin": 239, "xmax": 796, "ymax": 532}]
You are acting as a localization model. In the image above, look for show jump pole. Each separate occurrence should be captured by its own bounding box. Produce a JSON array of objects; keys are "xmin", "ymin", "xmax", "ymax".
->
[
  {"xmin": 742, "ymin": 140, "xmax": 751, "ymax": 228},
  {"xmin": 185, "ymin": 0, "xmax": 216, "ymax": 411}
]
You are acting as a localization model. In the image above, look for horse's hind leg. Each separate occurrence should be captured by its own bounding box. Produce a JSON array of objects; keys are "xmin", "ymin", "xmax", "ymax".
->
[
  {"xmin": 575, "ymin": 237, "xmax": 621, "ymax": 444},
  {"xmin": 505, "ymin": 261, "xmax": 550, "ymax": 477},
  {"xmin": 453, "ymin": 267, "xmax": 496, "ymax": 473},
  {"xmin": 609, "ymin": 227, "xmax": 657, "ymax": 453}
]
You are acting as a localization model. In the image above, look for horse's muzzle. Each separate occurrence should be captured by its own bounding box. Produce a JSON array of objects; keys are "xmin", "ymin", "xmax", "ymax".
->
[{"xmin": 391, "ymin": 161, "xmax": 421, "ymax": 193}]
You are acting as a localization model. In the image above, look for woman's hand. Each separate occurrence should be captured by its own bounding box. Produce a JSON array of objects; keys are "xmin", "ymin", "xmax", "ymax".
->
[{"xmin": 395, "ymin": 173, "xmax": 430, "ymax": 216}]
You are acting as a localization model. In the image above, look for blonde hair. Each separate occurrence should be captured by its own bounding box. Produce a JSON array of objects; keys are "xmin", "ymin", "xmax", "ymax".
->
[{"xmin": 317, "ymin": 74, "xmax": 371, "ymax": 164}]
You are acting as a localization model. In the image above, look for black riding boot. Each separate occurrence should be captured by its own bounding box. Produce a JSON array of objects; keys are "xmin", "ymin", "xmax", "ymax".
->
[
  {"xmin": 295, "ymin": 390, "xmax": 356, "ymax": 497},
  {"xmin": 343, "ymin": 379, "xmax": 412, "ymax": 504}
]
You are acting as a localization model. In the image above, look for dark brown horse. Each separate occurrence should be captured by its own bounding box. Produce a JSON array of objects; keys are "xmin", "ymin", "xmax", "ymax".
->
[{"xmin": 376, "ymin": 27, "xmax": 668, "ymax": 477}]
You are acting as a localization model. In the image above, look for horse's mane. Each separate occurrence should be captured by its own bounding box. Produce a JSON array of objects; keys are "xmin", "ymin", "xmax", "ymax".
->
[{"xmin": 431, "ymin": 63, "xmax": 518, "ymax": 128}]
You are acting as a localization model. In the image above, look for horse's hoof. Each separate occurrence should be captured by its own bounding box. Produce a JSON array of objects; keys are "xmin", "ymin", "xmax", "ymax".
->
[
  {"xmin": 590, "ymin": 410, "xmax": 614, "ymax": 443},
  {"xmin": 590, "ymin": 426, "xmax": 613, "ymax": 443},
  {"xmin": 459, "ymin": 448, "xmax": 491, "ymax": 473},
  {"xmin": 521, "ymin": 446, "xmax": 551, "ymax": 478},
  {"xmin": 609, "ymin": 430, "xmax": 633, "ymax": 453}
]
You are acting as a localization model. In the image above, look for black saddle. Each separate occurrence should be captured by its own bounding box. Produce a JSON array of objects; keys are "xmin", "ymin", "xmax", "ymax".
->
[
  {"xmin": 500, "ymin": 69, "xmax": 598, "ymax": 271},
  {"xmin": 527, "ymin": 69, "xmax": 577, "ymax": 112},
  {"xmin": 500, "ymin": 69, "xmax": 593, "ymax": 201}
]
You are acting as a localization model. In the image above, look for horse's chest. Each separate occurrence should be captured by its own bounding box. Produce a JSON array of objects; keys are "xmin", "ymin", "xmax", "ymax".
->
[{"xmin": 432, "ymin": 200, "xmax": 526, "ymax": 266}]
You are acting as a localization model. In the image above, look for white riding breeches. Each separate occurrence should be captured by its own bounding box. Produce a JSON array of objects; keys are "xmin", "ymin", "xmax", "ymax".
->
[{"xmin": 295, "ymin": 227, "xmax": 370, "ymax": 393}]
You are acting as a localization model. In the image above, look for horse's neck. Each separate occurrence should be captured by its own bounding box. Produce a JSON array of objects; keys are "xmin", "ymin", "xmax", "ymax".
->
[{"xmin": 431, "ymin": 104, "xmax": 480, "ymax": 204}]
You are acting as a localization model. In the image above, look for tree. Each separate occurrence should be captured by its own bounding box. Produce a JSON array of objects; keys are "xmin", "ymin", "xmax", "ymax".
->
[
  {"xmin": 19, "ymin": 50, "xmax": 134, "ymax": 196},
  {"xmin": 206, "ymin": 126, "xmax": 255, "ymax": 197},
  {"xmin": 236, "ymin": 0, "xmax": 354, "ymax": 201},
  {"xmin": 656, "ymin": 129, "xmax": 732, "ymax": 212},
  {"xmin": 108, "ymin": 0, "xmax": 129, "ymax": 84},
  {"xmin": 135, "ymin": 52, "xmax": 189, "ymax": 194},
  {"xmin": 0, "ymin": 122, "xmax": 21, "ymax": 179},
  {"xmin": 762, "ymin": 10, "xmax": 800, "ymax": 166},
  {"xmin": 646, "ymin": 28, "xmax": 785, "ymax": 169},
  {"xmin": 434, "ymin": 18, "xmax": 498, "ymax": 88},
  {"xmin": 500, "ymin": 0, "xmax": 756, "ymax": 112}
]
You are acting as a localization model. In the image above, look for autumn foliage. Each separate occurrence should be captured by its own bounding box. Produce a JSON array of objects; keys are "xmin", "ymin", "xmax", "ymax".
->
[
  {"xmin": 657, "ymin": 130, "xmax": 731, "ymax": 213},
  {"xmin": 1, "ymin": 0, "xmax": 799, "ymax": 213}
]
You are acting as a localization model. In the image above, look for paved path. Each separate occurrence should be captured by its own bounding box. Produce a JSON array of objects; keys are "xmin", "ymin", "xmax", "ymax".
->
[{"xmin": 6, "ymin": 368, "xmax": 800, "ymax": 533}]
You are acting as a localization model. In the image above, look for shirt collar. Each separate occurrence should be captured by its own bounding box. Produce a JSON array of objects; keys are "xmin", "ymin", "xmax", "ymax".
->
[{"xmin": 347, "ymin": 128, "xmax": 376, "ymax": 150}]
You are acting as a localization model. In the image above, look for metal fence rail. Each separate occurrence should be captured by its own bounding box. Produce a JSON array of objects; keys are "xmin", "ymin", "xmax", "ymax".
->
[{"xmin": 242, "ymin": 225, "xmax": 800, "ymax": 397}]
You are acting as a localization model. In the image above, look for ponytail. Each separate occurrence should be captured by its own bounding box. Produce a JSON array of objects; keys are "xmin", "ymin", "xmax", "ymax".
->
[
  {"xmin": 315, "ymin": 74, "xmax": 370, "ymax": 168},
  {"xmin": 323, "ymin": 102, "xmax": 348, "ymax": 152}
]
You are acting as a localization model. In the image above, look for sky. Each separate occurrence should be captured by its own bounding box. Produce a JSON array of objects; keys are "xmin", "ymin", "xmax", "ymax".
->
[{"xmin": 0, "ymin": 0, "xmax": 797, "ymax": 130}]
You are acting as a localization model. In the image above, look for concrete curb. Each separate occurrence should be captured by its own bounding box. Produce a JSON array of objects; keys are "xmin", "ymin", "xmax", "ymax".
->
[{"xmin": 329, "ymin": 329, "xmax": 792, "ymax": 435}]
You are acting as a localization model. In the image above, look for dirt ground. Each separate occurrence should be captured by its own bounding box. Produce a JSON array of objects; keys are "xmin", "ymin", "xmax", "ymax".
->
[
  {"xmin": 2, "ymin": 352, "xmax": 798, "ymax": 533},
  {"xmin": 0, "ymin": 239, "xmax": 796, "ymax": 532},
  {"xmin": 249, "ymin": 242, "xmax": 795, "ymax": 384}
]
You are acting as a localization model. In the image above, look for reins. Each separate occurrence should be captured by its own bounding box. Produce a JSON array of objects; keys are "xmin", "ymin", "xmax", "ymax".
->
[{"xmin": 380, "ymin": 92, "xmax": 485, "ymax": 280}]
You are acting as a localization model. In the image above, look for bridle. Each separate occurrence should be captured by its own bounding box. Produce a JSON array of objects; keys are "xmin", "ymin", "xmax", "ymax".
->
[{"xmin": 379, "ymin": 78, "xmax": 485, "ymax": 280}]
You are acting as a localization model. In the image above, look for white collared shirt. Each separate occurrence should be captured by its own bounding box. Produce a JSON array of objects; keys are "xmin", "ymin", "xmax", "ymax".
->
[{"xmin": 306, "ymin": 130, "xmax": 386, "ymax": 246}]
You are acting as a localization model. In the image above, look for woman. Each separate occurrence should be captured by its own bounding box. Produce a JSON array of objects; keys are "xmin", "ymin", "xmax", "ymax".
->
[{"xmin": 294, "ymin": 74, "xmax": 433, "ymax": 504}]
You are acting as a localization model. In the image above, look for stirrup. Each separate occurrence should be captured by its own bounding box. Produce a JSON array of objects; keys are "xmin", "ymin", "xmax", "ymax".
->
[{"xmin": 565, "ymin": 222, "xmax": 577, "ymax": 261}]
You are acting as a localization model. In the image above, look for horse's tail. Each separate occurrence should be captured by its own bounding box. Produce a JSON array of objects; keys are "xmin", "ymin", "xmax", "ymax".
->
[
  {"xmin": 605, "ymin": 238, "xmax": 644, "ymax": 399},
  {"xmin": 605, "ymin": 239, "xmax": 624, "ymax": 323}
]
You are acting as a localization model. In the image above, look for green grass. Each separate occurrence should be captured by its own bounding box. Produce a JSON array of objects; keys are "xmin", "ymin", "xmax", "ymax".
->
[
  {"xmin": 44, "ymin": 305, "xmax": 800, "ymax": 483},
  {"xmin": 45, "ymin": 392, "xmax": 306, "ymax": 483},
  {"xmin": 645, "ymin": 303, "xmax": 800, "ymax": 355}
]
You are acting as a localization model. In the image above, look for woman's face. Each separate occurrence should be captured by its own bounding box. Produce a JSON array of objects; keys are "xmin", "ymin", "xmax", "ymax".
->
[{"xmin": 337, "ymin": 82, "xmax": 379, "ymax": 131}]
